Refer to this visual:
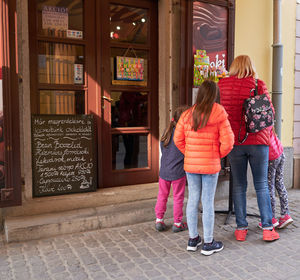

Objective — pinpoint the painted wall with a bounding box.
[235,0,296,146]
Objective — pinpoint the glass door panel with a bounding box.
[39,90,85,114]
[112,133,148,170]
[37,0,84,39]
[38,42,84,85]
[111,91,148,128]
[110,5,148,44]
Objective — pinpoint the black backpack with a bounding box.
[238,79,274,144]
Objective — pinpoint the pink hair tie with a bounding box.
[171,118,174,122]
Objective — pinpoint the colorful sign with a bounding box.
[67,30,83,39]
[74,64,83,84]
[115,56,144,81]
[194,49,228,86]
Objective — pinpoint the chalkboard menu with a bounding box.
[31,115,97,197]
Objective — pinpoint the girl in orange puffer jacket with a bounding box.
[174,80,234,256]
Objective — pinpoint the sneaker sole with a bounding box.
[187,242,202,252]
[263,234,280,241]
[172,227,187,233]
[278,219,293,229]
[263,237,280,242]
[273,221,279,228]
[201,245,224,256]
[258,222,279,230]
[235,234,246,241]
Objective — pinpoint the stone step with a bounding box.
[4,198,183,243]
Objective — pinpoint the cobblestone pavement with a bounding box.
[1,189,300,280]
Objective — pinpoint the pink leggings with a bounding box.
[155,176,186,223]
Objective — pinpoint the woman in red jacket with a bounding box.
[174,80,234,256]
[218,55,280,242]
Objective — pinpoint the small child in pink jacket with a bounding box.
[261,128,293,229]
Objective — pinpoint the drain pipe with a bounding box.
[272,0,283,138]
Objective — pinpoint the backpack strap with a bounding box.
[250,79,258,97]
[238,106,248,144]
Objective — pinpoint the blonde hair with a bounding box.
[229,55,257,78]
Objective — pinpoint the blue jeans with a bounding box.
[228,145,273,229]
[186,172,219,243]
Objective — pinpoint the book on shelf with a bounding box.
[55,92,75,114]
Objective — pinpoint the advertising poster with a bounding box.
[193,2,228,68]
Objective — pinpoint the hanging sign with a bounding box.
[115,56,144,81]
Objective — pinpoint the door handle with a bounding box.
[102,96,113,102]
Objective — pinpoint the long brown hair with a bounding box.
[192,80,218,131]
[161,105,190,147]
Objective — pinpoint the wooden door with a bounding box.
[99,0,158,187]
[29,0,158,189]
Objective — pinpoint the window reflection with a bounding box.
[111,91,148,128]
[112,134,148,170]
[110,5,148,44]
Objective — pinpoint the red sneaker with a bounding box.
[258,217,279,229]
[278,214,293,229]
[263,228,280,241]
[234,229,248,241]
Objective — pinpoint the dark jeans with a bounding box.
[228,145,273,229]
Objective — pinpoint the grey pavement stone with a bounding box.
[1,189,300,279]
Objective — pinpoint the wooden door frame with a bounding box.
[100,0,159,187]
[0,0,21,207]
[180,0,235,105]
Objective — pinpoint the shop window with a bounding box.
[30,0,87,115]
[180,0,235,105]
[193,2,228,71]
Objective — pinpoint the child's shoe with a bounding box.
[234,229,248,241]
[172,222,188,233]
[186,235,202,251]
[155,221,166,232]
[258,217,279,229]
[278,214,293,229]
[201,240,224,256]
[263,228,280,241]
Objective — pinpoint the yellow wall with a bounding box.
[235,0,296,146]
